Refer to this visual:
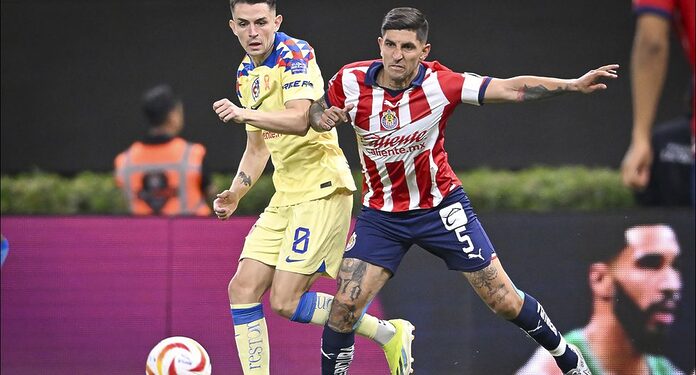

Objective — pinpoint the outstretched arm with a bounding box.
[213,98,313,136]
[483,64,619,104]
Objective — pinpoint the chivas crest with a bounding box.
[380,109,399,130]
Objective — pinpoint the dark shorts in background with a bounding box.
[344,187,496,275]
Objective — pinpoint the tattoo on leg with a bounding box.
[337,260,367,302]
[329,260,375,331]
[329,301,359,332]
[470,266,509,309]
[237,171,252,187]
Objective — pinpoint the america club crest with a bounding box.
[251,76,260,101]
[380,109,399,130]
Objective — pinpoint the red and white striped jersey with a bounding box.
[326,60,491,212]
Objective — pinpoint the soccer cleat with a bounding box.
[382,319,415,375]
[564,344,592,375]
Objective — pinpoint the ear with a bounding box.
[229,19,238,36]
[420,43,431,60]
[589,262,613,301]
[274,14,283,31]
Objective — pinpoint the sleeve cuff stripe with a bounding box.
[478,77,493,106]
[634,6,672,19]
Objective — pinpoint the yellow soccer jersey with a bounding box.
[236,32,355,207]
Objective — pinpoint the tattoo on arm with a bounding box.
[309,96,329,130]
[237,171,252,187]
[519,84,570,101]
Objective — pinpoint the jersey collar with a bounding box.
[364,61,427,88]
[245,32,287,69]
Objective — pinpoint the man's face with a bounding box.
[378,29,430,86]
[610,225,681,352]
[229,3,281,62]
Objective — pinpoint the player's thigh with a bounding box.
[276,191,353,278]
[229,258,276,302]
[343,207,412,276]
[416,189,496,272]
[240,205,288,268]
[268,269,322,308]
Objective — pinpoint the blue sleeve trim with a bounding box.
[290,291,317,323]
[231,303,264,325]
[634,6,672,19]
[478,77,493,105]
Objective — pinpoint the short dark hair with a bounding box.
[229,0,276,14]
[141,84,180,127]
[595,223,677,264]
[381,7,429,43]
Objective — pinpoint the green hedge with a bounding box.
[0,167,634,215]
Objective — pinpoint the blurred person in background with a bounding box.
[516,224,686,375]
[634,118,693,206]
[621,0,694,205]
[114,84,213,216]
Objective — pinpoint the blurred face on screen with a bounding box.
[378,29,430,89]
[610,225,681,353]
[229,2,282,66]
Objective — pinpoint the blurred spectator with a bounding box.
[516,224,686,375]
[621,0,694,204]
[114,85,213,216]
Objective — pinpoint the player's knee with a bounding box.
[268,291,299,319]
[227,276,260,304]
[489,294,523,320]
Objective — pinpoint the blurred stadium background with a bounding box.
[1,0,693,374]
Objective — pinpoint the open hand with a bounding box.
[574,64,619,93]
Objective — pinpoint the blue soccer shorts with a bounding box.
[344,187,497,275]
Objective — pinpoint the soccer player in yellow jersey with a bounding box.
[211,1,414,374]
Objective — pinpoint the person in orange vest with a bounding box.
[114,84,213,216]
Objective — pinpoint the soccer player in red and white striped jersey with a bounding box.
[311,7,618,375]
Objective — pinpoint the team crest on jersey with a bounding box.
[345,232,357,252]
[289,59,308,74]
[380,109,399,130]
[251,77,260,101]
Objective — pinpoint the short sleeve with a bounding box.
[633,0,674,18]
[461,72,492,106]
[280,49,324,103]
[326,70,346,108]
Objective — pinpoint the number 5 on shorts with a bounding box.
[292,227,310,254]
